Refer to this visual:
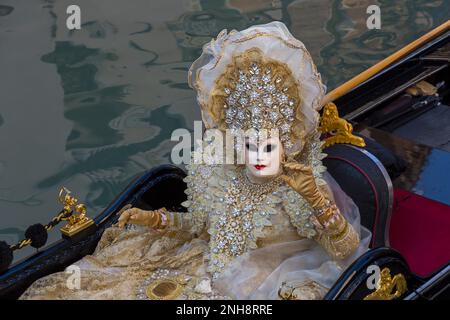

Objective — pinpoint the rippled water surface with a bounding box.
[0,0,448,261]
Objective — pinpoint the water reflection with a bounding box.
[0,5,14,17]
[359,126,450,206]
[0,0,448,261]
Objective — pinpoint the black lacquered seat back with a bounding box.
[323,144,393,248]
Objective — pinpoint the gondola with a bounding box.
[1,20,449,300]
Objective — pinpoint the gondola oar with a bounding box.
[322,20,450,105]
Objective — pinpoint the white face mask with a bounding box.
[244,136,283,181]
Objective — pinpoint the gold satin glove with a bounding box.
[117,207,167,229]
[281,162,327,209]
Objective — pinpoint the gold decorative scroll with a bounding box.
[364,267,408,300]
[319,102,366,148]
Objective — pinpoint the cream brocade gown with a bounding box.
[20,155,370,300]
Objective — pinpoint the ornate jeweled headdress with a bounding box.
[213,48,302,151]
[188,21,327,155]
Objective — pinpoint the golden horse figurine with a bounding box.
[319,102,366,148]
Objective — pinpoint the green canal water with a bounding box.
[0,0,448,262]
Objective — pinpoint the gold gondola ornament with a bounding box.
[58,187,95,237]
[364,267,408,300]
[319,102,366,149]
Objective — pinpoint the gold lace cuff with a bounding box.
[315,208,360,260]
[319,222,360,260]
[165,211,182,230]
[165,211,201,234]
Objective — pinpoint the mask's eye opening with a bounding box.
[264,144,277,153]
[245,142,257,152]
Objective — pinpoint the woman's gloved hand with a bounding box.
[117,207,167,229]
[281,162,327,210]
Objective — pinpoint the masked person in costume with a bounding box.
[21,22,370,300]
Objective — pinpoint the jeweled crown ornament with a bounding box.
[189,21,326,155]
[219,48,300,151]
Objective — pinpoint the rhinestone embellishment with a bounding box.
[209,169,282,278]
[222,62,297,151]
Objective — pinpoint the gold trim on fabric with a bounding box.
[145,278,184,300]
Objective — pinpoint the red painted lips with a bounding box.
[254,165,266,170]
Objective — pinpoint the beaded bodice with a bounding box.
[182,164,320,280]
